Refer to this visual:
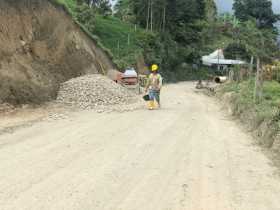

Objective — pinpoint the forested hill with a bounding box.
[215,0,280,14]
[57,0,280,81]
[215,0,280,32]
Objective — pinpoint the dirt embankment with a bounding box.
[216,89,280,153]
[0,0,114,104]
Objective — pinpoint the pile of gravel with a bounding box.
[56,74,143,112]
[0,103,15,113]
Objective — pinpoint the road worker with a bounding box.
[145,64,163,110]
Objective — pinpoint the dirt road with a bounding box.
[0,83,280,210]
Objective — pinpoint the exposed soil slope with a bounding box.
[0,0,114,104]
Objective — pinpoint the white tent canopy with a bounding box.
[202,49,246,66]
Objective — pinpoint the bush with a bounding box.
[75,4,96,33]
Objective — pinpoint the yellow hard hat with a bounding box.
[151,64,159,71]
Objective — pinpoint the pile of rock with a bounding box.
[0,103,15,114]
[57,74,143,112]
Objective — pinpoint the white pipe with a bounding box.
[214,76,228,84]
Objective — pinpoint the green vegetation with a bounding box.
[222,80,280,108]
[233,0,280,29]
[54,0,153,70]
[114,0,219,80]
[53,0,217,80]
[94,15,152,69]
[53,0,279,81]
[219,80,280,145]
[114,0,279,80]
[55,0,76,13]
[200,15,279,63]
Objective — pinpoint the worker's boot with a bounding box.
[148,101,155,110]
[154,100,160,109]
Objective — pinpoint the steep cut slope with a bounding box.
[0,0,114,104]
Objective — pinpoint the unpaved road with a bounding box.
[1,83,280,210]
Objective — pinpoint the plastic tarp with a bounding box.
[202,49,246,66]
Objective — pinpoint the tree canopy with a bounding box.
[61,0,280,80]
[233,0,280,28]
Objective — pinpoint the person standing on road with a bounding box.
[145,64,163,110]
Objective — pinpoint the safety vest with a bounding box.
[148,73,162,90]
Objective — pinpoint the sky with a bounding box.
[215,0,280,14]
[110,0,117,7]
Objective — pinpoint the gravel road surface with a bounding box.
[0,83,280,210]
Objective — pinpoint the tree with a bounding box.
[77,0,112,16]
[116,0,212,80]
[77,0,99,7]
[233,0,280,28]
[205,0,217,22]
[239,20,278,61]
[114,0,136,22]
[218,16,278,62]
[130,0,168,32]
[98,0,112,16]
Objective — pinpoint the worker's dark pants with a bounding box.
[149,90,160,105]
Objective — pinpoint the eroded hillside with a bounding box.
[0,0,114,104]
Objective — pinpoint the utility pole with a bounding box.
[217,49,220,72]
[254,58,263,103]
[117,40,120,58]
[249,56,254,77]
[127,34,130,46]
